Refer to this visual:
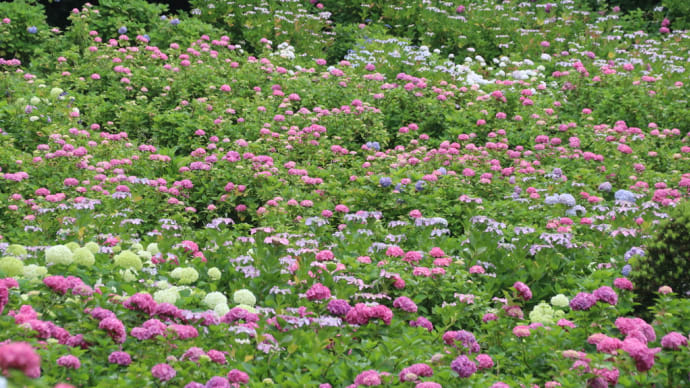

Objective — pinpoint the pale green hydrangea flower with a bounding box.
[146,243,160,255]
[84,242,100,254]
[171,267,199,284]
[550,294,570,308]
[529,302,557,325]
[157,280,172,289]
[45,245,74,265]
[65,242,80,252]
[207,267,221,281]
[6,244,27,257]
[130,243,144,252]
[214,303,230,316]
[233,289,256,306]
[73,247,95,266]
[49,87,64,98]
[0,256,24,276]
[120,269,137,282]
[154,287,180,304]
[23,264,48,281]
[137,250,153,261]
[113,250,142,270]
[236,303,257,314]
[204,291,227,309]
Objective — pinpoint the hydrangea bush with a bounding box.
[0,0,689,387]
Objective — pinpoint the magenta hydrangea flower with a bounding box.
[99,317,127,343]
[151,363,176,381]
[206,376,230,388]
[409,316,433,332]
[108,351,131,366]
[206,350,227,364]
[660,332,688,350]
[354,370,381,386]
[476,354,494,369]
[57,355,80,369]
[0,342,41,378]
[569,292,597,310]
[613,278,633,290]
[0,286,8,315]
[513,281,532,301]
[306,283,331,301]
[327,299,352,316]
[399,363,433,382]
[593,286,618,305]
[596,337,623,354]
[415,383,441,388]
[513,325,531,337]
[621,337,660,372]
[393,296,418,313]
[451,355,477,378]
[227,369,249,384]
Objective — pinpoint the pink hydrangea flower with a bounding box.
[151,363,176,381]
[306,283,331,301]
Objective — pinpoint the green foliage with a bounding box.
[662,0,690,29]
[631,201,690,309]
[0,0,51,63]
[80,0,167,38]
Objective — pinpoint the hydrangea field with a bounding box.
[1,0,690,386]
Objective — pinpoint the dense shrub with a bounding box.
[631,201,690,309]
[0,0,51,63]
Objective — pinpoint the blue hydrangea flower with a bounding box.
[379,177,392,187]
[544,195,559,205]
[438,167,447,175]
[558,194,576,207]
[118,26,127,34]
[615,189,636,202]
[415,180,425,192]
[565,205,587,216]
[160,15,168,20]
[621,264,631,277]
[624,246,645,261]
[365,141,380,151]
[598,182,612,192]
[170,18,180,26]
[143,34,150,41]
[27,26,38,34]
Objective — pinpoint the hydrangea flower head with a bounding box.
[233,289,256,306]
[73,247,95,266]
[146,243,160,255]
[170,267,199,284]
[65,242,80,252]
[615,189,636,202]
[569,292,597,310]
[6,244,27,257]
[23,264,48,281]
[113,250,142,270]
[208,267,221,281]
[451,355,477,378]
[550,294,569,307]
[204,292,228,309]
[153,287,180,304]
[45,245,74,266]
[0,256,23,276]
[84,242,100,254]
